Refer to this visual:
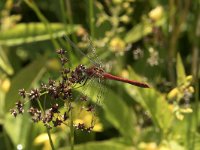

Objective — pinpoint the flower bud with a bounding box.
[1,78,10,92]
[109,37,126,53]
[149,6,163,21]
[167,88,178,100]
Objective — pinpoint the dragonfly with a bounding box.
[63,35,149,88]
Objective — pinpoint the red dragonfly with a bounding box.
[64,35,149,88]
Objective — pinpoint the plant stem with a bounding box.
[168,1,190,84]
[89,0,95,38]
[191,2,200,149]
[37,99,44,113]
[46,128,55,150]
[37,99,55,150]
[59,0,73,67]
[60,0,67,27]
[167,0,176,83]
[70,109,74,150]
[66,0,77,43]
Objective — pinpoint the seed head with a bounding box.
[76,123,85,130]
[56,49,66,55]
[10,109,17,117]
[29,89,40,101]
[62,112,68,121]
[53,118,62,127]
[18,89,26,98]
[50,104,60,113]
[15,101,24,114]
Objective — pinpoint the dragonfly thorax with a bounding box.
[85,66,105,79]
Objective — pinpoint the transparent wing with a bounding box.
[63,35,99,67]
[84,36,103,68]
[89,76,107,127]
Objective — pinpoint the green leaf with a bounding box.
[0,23,79,46]
[5,56,47,111]
[176,53,186,86]
[124,21,152,44]
[0,47,14,75]
[4,112,32,148]
[0,129,7,150]
[102,87,136,140]
[0,91,6,123]
[59,138,135,150]
[168,141,185,150]
[125,67,173,133]
[124,18,165,44]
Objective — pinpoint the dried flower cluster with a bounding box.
[10,49,96,131]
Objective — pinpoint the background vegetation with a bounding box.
[0,0,199,150]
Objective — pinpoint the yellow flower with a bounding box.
[120,15,130,24]
[175,111,184,120]
[121,70,129,78]
[149,6,163,21]
[112,0,123,4]
[34,133,50,144]
[34,133,56,150]
[1,78,11,92]
[76,26,87,37]
[109,37,126,53]
[180,108,193,113]
[74,110,103,132]
[188,86,194,93]
[138,142,157,150]
[158,145,171,150]
[167,88,179,100]
[186,75,193,82]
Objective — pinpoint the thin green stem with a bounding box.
[37,99,44,113]
[168,1,191,83]
[59,0,73,67]
[66,0,77,43]
[70,109,74,150]
[37,99,55,150]
[193,1,200,131]
[89,0,95,38]
[60,0,70,34]
[46,128,55,150]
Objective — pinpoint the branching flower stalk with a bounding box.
[10,49,97,149]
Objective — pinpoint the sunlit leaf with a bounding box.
[124,18,164,44]
[0,91,6,123]
[101,86,136,140]
[125,22,152,44]
[0,47,14,75]
[0,23,79,46]
[4,111,32,149]
[124,18,165,43]
[0,134,7,150]
[168,140,185,150]
[125,66,173,133]
[59,138,135,150]
[176,53,186,86]
[5,56,47,111]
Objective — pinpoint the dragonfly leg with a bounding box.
[73,77,89,89]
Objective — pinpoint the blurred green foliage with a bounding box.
[0,0,199,150]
